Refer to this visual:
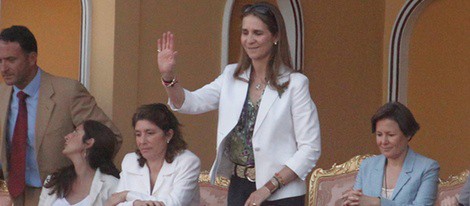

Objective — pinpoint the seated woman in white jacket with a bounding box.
[39,120,120,206]
[106,103,201,206]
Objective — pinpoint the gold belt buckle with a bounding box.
[244,166,256,182]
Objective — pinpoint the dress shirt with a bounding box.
[6,68,42,187]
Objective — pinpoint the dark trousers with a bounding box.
[227,175,305,206]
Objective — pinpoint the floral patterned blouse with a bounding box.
[225,91,262,166]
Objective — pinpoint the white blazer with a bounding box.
[38,168,119,206]
[170,64,321,200]
[116,150,200,206]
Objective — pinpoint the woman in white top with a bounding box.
[39,120,120,206]
[156,2,321,205]
[106,103,200,206]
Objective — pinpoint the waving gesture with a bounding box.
[157,31,178,79]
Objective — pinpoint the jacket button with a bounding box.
[254,147,260,151]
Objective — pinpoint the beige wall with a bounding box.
[0,0,81,80]
[302,0,385,169]
[5,0,465,178]
[90,0,116,119]
[112,0,141,165]
[135,0,226,170]
[406,0,470,177]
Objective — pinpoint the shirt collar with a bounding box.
[13,67,41,96]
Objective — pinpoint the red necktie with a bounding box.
[8,91,28,198]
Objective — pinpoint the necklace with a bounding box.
[383,165,388,199]
[255,83,262,90]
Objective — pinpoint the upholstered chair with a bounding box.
[199,170,230,206]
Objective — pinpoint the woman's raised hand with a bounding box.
[157,31,178,79]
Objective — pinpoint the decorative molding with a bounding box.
[439,169,469,188]
[80,0,92,89]
[198,170,230,188]
[277,0,303,71]
[308,154,375,205]
[388,0,434,102]
[221,0,304,72]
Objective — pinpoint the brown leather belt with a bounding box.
[234,164,256,182]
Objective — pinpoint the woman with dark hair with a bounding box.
[38,120,120,206]
[342,102,440,206]
[157,2,320,205]
[106,103,200,206]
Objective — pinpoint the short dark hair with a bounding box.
[371,102,420,140]
[0,25,38,53]
[132,103,187,166]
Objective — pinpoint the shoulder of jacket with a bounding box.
[100,173,119,185]
[361,155,382,167]
[174,150,201,167]
[412,151,439,168]
[122,152,139,165]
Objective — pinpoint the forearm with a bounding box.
[262,166,298,195]
[275,166,298,186]
[161,72,185,109]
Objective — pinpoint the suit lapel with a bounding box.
[253,86,277,136]
[371,156,386,197]
[152,160,175,195]
[392,148,414,200]
[0,86,12,175]
[253,66,291,137]
[220,68,250,137]
[35,73,55,153]
[89,169,104,204]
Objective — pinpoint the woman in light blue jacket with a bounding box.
[342,102,439,206]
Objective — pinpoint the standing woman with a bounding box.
[39,120,120,206]
[157,2,321,205]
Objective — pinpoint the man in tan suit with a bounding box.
[0,26,122,205]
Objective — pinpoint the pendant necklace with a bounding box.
[383,164,389,199]
[255,83,262,90]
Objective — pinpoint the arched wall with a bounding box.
[388,0,433,102]
[389,0,470,177]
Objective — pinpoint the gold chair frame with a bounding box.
[0,180,7,192]
[308,154,374,206]
[439,169,469,187]
[198,170,230,188]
